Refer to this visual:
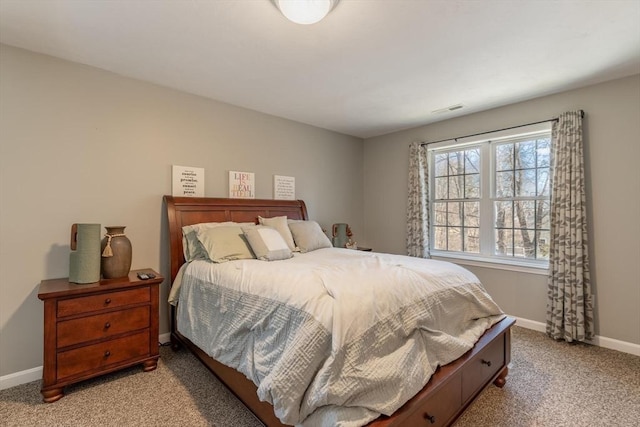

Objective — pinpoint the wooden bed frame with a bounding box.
[164,195,515,427]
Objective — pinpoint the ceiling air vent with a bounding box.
[432,104,464,114]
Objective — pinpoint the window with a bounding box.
[432,148,481,253]
[428,124,552,268]
[493,137,551,259]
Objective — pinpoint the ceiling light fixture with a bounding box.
[274,0,340,25]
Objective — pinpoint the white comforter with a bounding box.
[175,248,504,427]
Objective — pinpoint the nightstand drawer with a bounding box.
[57,306,150,348]
[57,287,150,318]
[57,331,150,381]
[461,332,505,402]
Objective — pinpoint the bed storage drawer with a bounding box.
[403,374,461,427]
[461,332,505,403]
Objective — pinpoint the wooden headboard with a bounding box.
[164,196,308,282]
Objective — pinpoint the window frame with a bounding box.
[427,123,552,272]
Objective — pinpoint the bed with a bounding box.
[164,195,515,427]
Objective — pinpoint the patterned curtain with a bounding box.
[406,141,430,258]
[546,111,593,342]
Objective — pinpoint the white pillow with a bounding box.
[243,226,293,261]
[195,225,256,263]
[258,216,297,251]
[288,221,332,253]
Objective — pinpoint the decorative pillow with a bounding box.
[288,221,332,253]
[195,225,255,263]
[243,226,293,261]
[259,216,297,251]
[182,222,253,261]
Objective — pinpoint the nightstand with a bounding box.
[38,269,162,403]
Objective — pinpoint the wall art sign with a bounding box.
[274,175,295,200]
[229,171,255,199]
[172,165,204,197]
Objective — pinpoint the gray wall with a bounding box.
[2,42,638,380]
[363,74,640,346]
[0,45,364,376]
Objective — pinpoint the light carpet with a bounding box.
[1,327,638,426]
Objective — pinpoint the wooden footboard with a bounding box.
[164,195,515,427]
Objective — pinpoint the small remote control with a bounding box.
[137,272,149,280]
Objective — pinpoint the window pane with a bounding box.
[465,174,480,198]
[447,202,462,226]
[514,200,535,229]
[537,138,551,167]
[448,227,462,251]
[514,229,535,258]
[434,202,447,226]
[435,153,448,177]
[464,228,480,253]
[495,229,513,256]
[496,171,514,197]
[495,144,514,171]
[448,176,464,199]
[537,168,550,196]
[434,226,447,250]
[465,148,480,173]
[464,202,480,227]
[516,141,536,169]
[495,201,513,228]
[515,169,536,197]
[537,230,550,260]
[435,177,448,199]
[448,151,464,175]
[536,200,550,230]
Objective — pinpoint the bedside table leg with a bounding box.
[42,388,64,403]
[142,359,158,372]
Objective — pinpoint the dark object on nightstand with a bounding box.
[37,269,162,402]
[357,247,372,251]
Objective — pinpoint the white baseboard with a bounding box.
[511,316,547,332]
[587,334,640,356]
[1,333,173,391]
[3,320,639,391]
[511,316,640,356]
[0,366,42,391]
[159,332,171,344]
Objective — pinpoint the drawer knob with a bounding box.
[104,322,111,329]
[481,359,492,367]
[104,350,111,358]
[104,298,112,305]
[424,413,436,424]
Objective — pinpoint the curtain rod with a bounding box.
[420,109,584,147]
